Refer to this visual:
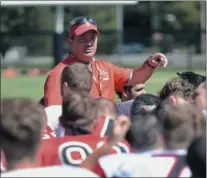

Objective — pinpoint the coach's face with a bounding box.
[71,30,98,63]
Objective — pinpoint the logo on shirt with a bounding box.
[99,69,109,81]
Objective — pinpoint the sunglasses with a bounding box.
[69,17,97,29]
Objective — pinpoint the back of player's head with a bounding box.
[186,135,206,178]
[126,113,162,151]
[158,104,206,150]
[61,63,93,96]
[130,94,161,117]
[159,77,194,102]
[0,98,46,170]
[95,97,117,119]
[59,90,98,135]
[176,71,206,88]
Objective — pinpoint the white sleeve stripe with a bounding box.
[100,117,110,137]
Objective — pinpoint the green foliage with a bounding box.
[0,2,202,55]
[64,6,117,30]
[158,1,200,31]
[1,7,39,33]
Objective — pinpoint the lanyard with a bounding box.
[92,60,102,96]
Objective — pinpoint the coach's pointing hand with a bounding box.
[147,53,168,68]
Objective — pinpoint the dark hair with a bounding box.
[130,94,161,117]
[61,63,93,94]
[126,113,162,151]
[176,71,206,88]
[39,97,45,106]
[116,92,123,100]
[0,98,46,170]
[159,77,195,101]
[59,91,98,135]
[186,135,206,178]
[116,86,133,100]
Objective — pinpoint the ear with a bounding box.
[169,95,177,104]
[68,38,73,44]
[63,82,68,89]
[62,82,69,97]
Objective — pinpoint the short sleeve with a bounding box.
[44,105,62,130]
[107,62,133,92]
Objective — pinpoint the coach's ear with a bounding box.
[63,82,68,89]
[68,38,73,44]
[169,95,177,104]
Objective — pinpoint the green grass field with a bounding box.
[1,69,205,101]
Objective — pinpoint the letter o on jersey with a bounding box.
[58,141,93,166]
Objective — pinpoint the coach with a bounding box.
[44,17,168,107]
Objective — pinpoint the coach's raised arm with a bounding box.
[44,16,168,107]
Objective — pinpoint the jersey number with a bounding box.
[153,154,191,177]
[58,141,130,166]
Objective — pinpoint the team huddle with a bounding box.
[1,65,206,177]
[1,16,206,177]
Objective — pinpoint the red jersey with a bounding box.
[37,135,132,167]
[56,116,114,138]
[42,126,56,140]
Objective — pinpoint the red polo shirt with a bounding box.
[44,55,132,106]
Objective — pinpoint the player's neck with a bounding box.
[7,157,39,171]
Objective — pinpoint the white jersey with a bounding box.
[44,105,62,130]
[98,150,191,177]
[1,165,99,177]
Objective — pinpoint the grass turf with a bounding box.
[1,69,205,101]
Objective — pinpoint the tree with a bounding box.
[0,6,55,56]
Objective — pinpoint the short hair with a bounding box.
[116,86,130,101]
[95,97,117,119]
[0,98,46,170]
[176,71,206,88]
[126,113,162,151]
[159,77,195,100]
[59,91,98,135]
[39,97,45,106]
[61,63,93,93]
[186,135,206,178]
[158,104,206,150]
[130,94,161,117]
